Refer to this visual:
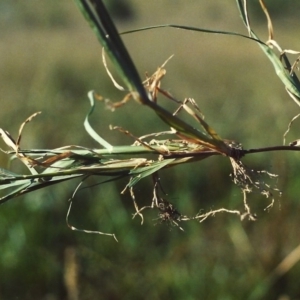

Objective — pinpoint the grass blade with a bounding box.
[73,0,149,103]
[84,91,113,151]
[128,158,175,187]
[121,24,264,45]
[236,0,300,104]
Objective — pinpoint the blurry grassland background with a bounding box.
[1,1,300,299]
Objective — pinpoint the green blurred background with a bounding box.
[1,1,300,299]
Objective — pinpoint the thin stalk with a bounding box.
[242,145,300,155]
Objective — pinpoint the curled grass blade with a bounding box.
[84,91,113,151]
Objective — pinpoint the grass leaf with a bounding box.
[128,158,175,187]
[236,0,300,105]
[84,91,113,151]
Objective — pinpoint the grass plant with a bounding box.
[1,0,300,240]
[2,1,300,299]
